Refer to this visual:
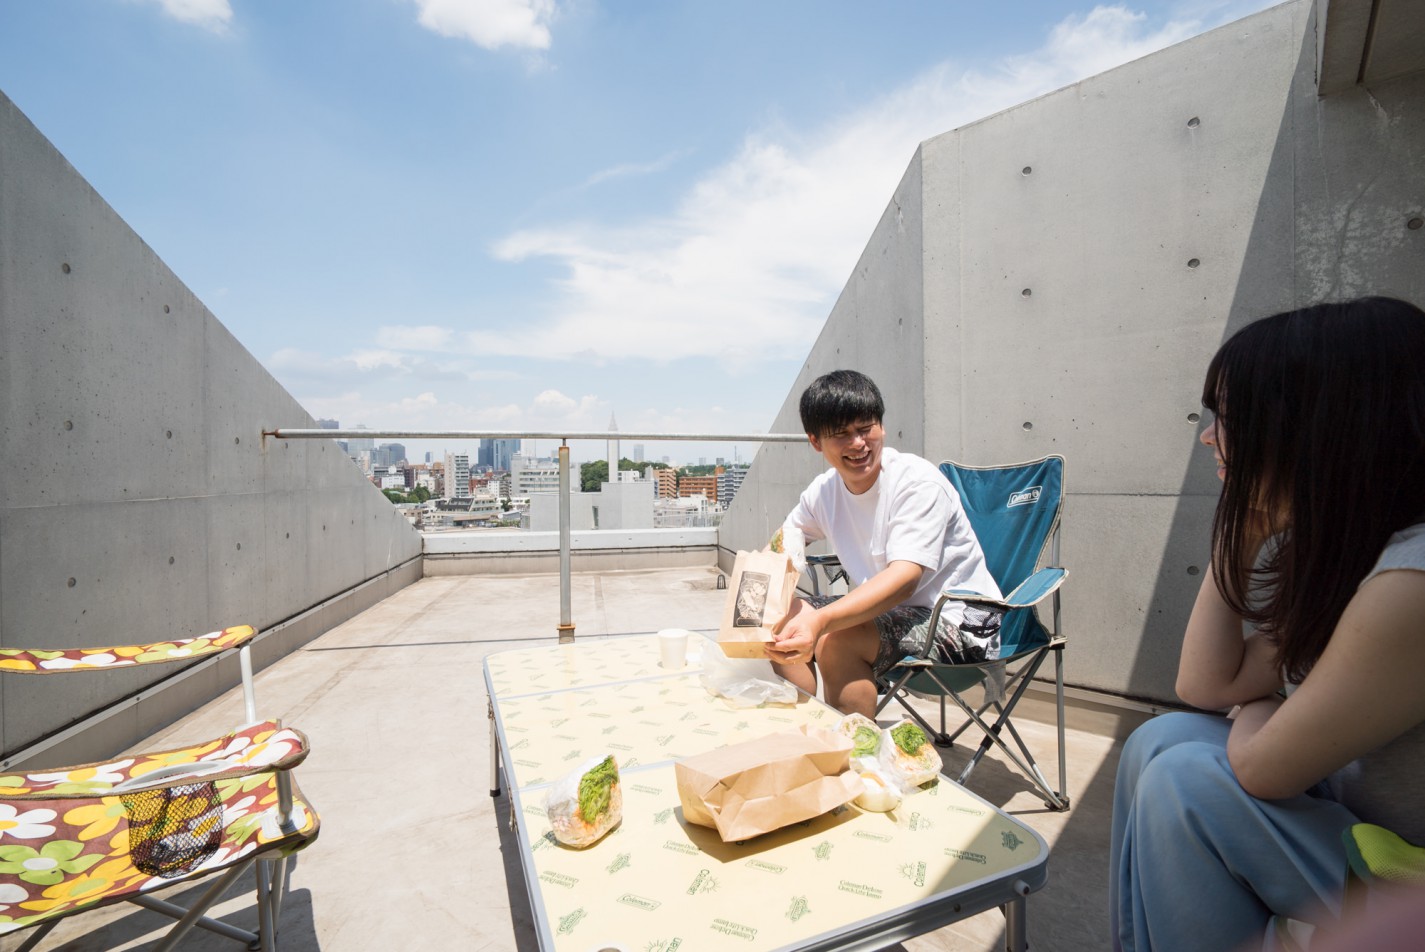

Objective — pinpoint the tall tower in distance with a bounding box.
[491,438,520,472]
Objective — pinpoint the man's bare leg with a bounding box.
[816,621,882,718]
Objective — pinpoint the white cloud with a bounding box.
[583,150,690,188]
[375,324,454,351]
[267,346,515,385]
[143,0,232,31]
[408,0,555,51]
[293,386,601,439]
[476,4,1247,366]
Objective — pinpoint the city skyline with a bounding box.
[0,0,1275,465]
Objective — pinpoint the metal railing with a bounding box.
[264,427,807,642]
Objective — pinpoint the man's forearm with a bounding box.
[812,561,922,636]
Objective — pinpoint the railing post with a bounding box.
[557,442,575,643]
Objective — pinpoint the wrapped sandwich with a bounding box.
[835,713,904,811]
[834,712,883,771]
[545,754,622,848]
[877,720,941,791]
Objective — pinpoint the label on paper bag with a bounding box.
[717,548,799,658]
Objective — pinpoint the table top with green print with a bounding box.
[485,633,1048,952]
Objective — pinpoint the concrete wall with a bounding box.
[721,0,1425,705]
[0,91,424,765]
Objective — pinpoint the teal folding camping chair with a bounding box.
[873,455,1070,810]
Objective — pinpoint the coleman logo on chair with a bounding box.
[1007,486,1041,508]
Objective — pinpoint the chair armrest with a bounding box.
[1,722,310,800]
[942,567,1068,611]
[0,625,256,674]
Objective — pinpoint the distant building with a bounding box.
[654,495,715,528]
[371,442,406,468]
[633,444,644,463]
[490,438,520,472]
[511,454,559,495]
[317,418,340,430]
[444,453,471,500]
[414,469,440,495]
[347,425,374,467]
[717,465,749,506]
[654,467,677,499]
[680,474,717,503]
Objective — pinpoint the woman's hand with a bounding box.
[1176,567,1283,710]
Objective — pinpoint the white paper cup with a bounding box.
[657,629,690,670]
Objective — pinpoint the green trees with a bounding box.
[578,458,669,492]
[381,485,432,505]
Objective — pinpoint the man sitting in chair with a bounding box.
[769,369,1003,718]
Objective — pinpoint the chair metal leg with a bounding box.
[131,890,261,946]
[267,853,290,928]
[151,860,254,952]
[875,669,953,746]
[1055,645,1069,807]
[936,661,1069,810]
[256,857,279,952]
[878,648,1070,809]
[12,920,58,952]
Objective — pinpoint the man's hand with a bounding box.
[767,600,822,665]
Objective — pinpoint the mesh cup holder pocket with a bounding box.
[121,781,224,878]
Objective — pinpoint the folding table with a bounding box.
[485,633,1048,951]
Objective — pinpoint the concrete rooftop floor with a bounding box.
[8,565,1145,952]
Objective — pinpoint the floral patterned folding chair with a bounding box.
[0,626,320,951]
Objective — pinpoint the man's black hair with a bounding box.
[799,370,884,438]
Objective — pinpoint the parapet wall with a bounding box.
[0,92,424,765]
[722,0,1425,705]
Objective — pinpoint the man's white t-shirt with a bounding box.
[784,447,1001,627]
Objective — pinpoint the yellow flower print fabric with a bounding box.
[0,626,256,674]
[0,720,319,937]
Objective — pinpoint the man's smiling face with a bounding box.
[808,419,884,495]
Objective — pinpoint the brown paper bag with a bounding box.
[675,726,861,842]
[717,548,800,658]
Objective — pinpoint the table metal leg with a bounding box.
[488,697,502,797]
[1003,880,1030,951]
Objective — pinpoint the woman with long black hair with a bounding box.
[1110,296,1425,951]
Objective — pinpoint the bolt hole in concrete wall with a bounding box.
[1022,288,1032,297]
[1187,412,1200,423]
[1410,217,1424,230]
[1187,258,1201,268]
[61,262,70,273]
[1022,166,1033,175]
[1187,116,1201,128]
[1022,422,1034,430]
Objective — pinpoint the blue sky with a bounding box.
[0,0,1275,465]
